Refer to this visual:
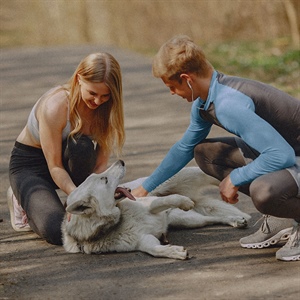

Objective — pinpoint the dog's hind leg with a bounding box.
[193,199,250,228]
[149,195,194,214]
[138,234,188,260]
[168,209,236,228]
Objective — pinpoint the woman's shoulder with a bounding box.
[38,86,69,122]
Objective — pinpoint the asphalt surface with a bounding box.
[0,45,299,300]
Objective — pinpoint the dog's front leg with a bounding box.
[63,233,81,253]
[149,194,194,214]
[138,234,188,260]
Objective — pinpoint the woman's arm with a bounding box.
[38,91,77,195]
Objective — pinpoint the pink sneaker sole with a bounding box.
[7,187,31,232]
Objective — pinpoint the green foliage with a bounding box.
[204,40,299,97]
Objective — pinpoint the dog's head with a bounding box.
[66,160,126,216]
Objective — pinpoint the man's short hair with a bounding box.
[152,35,212,83]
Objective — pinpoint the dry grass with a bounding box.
[0,0,298,97]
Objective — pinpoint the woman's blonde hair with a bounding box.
[152,35,213,83]
[66,52,125,156]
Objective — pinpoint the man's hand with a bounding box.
[132,185,149,197]
[219,174,239,204]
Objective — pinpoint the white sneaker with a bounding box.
[7,186,31,232]
[239,215,293,249]
[276,221,300,261]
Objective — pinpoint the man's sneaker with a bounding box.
[7,186,31,232]
[276,221,300,261]
[239,215,293,249]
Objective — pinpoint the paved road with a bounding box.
[0,45,299,300]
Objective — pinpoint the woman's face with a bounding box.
[79,79,111,110]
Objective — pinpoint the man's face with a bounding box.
[162,77,194,102]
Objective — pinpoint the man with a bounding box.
[132,35,300,261]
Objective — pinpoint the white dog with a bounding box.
[62,160,250,260]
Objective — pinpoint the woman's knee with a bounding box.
[63,135,98,185]
[65,135,97,161]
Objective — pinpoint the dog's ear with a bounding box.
[66,198,94,215]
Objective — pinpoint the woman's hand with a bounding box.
[131,185,149,197]
[219,174,239,204]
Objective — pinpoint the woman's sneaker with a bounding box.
[239,215,293,249]
[7,186,31,232]
[276,221,300,261]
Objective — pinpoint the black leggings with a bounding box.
[9,135,98,245]
[194,137,300,222]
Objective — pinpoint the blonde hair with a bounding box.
[66,52,125,156]
[152,35,213,83]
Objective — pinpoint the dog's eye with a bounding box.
[101,177,108,184]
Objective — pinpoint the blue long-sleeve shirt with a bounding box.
[143,70,300,192]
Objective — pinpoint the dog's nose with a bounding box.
[120,160,125,166]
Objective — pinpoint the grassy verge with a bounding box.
[140,38,299,98]
[203,39,299,98]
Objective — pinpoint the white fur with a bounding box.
[62,161,250,260]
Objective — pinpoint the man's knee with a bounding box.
[250,178,274,214]
[194,142,212,168]
[194,141,211,156]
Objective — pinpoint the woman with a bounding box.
[8,52,125,245]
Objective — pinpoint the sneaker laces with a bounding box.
[252,215,271,234]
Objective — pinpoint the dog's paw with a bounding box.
[167,245,188,260]
[229,216,248,228]
[63,242,81,253]
[178,196,195,211]
[62,234,82,253]
[82,244,92,254]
